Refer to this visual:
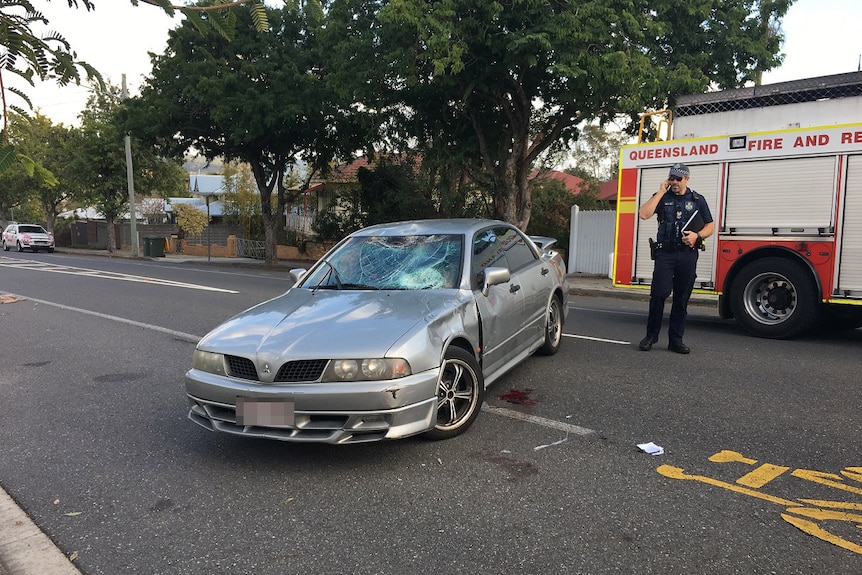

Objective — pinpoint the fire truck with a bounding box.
[613,72,862,338]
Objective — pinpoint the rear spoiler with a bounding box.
[529,236,558,252]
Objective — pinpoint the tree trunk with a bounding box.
[105,216,116,254]
[492,157,532,231]
[46,211,57,234]
[262,212,279,267]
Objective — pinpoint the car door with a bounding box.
[501,230,553,351]
[470,226,526,379]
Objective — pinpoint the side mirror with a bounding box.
[481,266,510,296]
[289,268,307,285]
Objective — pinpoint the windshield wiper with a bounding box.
[341,283,380,290]
[313,260,344,292]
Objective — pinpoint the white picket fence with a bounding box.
[568,207,616,277]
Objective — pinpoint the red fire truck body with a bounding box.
[613,74,862,338]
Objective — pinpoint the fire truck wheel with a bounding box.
[730,257,820,339]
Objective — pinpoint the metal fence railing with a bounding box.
[285,213,316,235]
[237,238,266,260]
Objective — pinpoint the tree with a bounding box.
[0,0,272,176]
[129,3,340,265]
[372,0,793,230]
[569,123,632,182]
[527,178,573,251]
[67,83,185,252]
[0,0,101,172]
[173,201,208,250]
[221,161,262,239]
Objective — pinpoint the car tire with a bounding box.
[2,241,7,251]
[48,248,54,253]
[16,241,23,252]
[421,346,484,441]
[730,257,820,339]
[537,294,563,355]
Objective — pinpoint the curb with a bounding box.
[0,485,82,575]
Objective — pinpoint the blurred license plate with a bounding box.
[236,398,294,427]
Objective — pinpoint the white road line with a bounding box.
[0,257,238,293]
[564,333,630,345]
[482,404,595,436]
[6,287,602,440]
[7,294,202,343]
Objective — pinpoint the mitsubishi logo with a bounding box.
[263,363,271,374]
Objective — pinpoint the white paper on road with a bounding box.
[637,442,665,456]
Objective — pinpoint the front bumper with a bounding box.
[184,368,440,444]
[22,240,53,249]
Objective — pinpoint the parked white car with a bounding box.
[2,223,55,253]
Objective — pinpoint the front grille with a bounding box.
[275,359,328,382]
[225,355,259,381]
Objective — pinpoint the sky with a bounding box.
[12,0,862,127]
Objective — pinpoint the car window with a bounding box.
[302,234,463,290]
[496,227,537,271]
[19,225,45,234]
[471,226,538,281]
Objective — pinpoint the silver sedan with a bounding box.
[185,219,569,444]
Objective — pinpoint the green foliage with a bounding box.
[0,0,102,95]
[129,1,339,264]
[527,179,573,249]
[570,123,633,182]
[0,112,81,231]
[221,161,265,239]
[139,0,270,37]
[173,202,209,237]
[0,142,16,172]
[311,157,493,241]
[311,194,364,241]
[365,0,794,229]
[356,160,435,225]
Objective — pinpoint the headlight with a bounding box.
[325,358,411,382]
[193,350,227,375]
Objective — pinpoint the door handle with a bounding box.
[510,284,521,293]
[541,268,550,275]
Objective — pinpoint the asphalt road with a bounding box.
[0,251,860,574]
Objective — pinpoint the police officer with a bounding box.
[637,163,714,353]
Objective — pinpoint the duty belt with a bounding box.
[660,243,691,252]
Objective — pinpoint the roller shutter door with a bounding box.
[725,156,835,233]
[837,155,862,294]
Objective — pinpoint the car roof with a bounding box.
[350,218,512,237]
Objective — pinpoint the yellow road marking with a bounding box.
[656,464,797,506]
[736,463,790,488]
[708,450,758,465]
[781,510,862,555]
[792,469,862,496]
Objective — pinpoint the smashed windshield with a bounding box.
[303,234,463,290]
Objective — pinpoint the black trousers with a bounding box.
[646,248,698,342]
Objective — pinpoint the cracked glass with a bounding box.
[304,234,463,290]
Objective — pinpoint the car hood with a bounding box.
[198,288,469,361]
[19,232,52,240]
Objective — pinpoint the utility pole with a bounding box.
[122,74,139,257]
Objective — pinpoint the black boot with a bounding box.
[638,336,658,351]
[668,340,690,354]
